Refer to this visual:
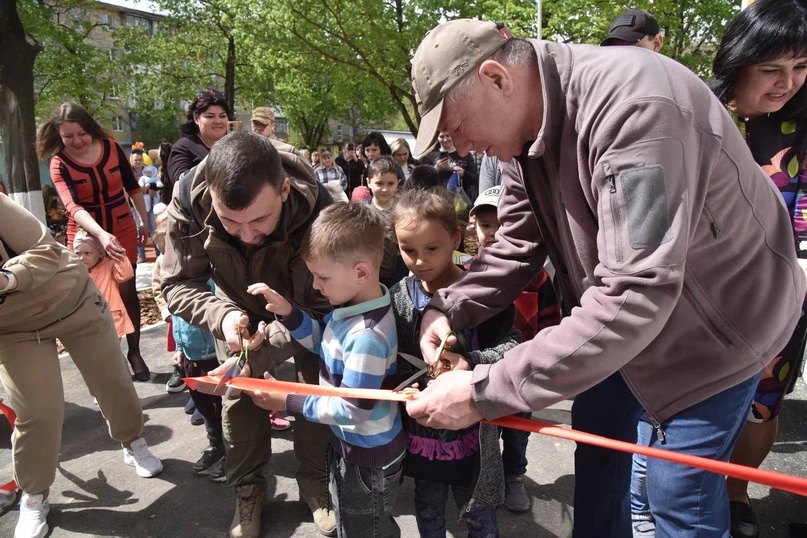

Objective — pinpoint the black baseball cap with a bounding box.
[601,9,660,46]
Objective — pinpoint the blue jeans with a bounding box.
[329,450,402,538]
[500,411,531,476]
[572,370,760,538]
[629,417,652,522]
[414,479,498,538]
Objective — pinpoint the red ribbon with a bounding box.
[0,401,17,492]
[187,375,807,497]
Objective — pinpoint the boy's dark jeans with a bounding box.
[183,356,223,448]
[500,411,532,476]
[329,449,402,538]
[414,479,499,538]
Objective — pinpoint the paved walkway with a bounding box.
[0,322,804,537]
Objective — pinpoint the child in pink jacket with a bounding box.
[73,232,135,338]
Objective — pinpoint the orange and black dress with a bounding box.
[50,138,141,264]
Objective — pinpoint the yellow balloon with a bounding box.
[142,153,153,166]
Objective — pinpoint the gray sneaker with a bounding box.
[209,454,227,483]
[504,475,530,512]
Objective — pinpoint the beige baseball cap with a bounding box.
[411,19,512,157]
[251,107,275,125]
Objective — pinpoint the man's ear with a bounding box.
[652,34,664,52]
[478,60,513,96]
[280,177,291,202]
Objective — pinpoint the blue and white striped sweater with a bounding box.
[283,285,406,467]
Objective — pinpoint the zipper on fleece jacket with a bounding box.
[702,206,721,238]
[606,174,624,263]
[619,371,668,444]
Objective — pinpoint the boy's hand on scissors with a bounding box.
[247,282,292,317]
[247,372,288,411]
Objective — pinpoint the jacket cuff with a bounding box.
[279,306,304,331]
[470,363,522,419]
[3,266,27,291]
[286,394,307,416]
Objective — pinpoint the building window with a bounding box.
[112,116,125,132]
[101,13,115,27]
[337,125,343,142]
[125,14,152,32]
[275,118,288,135]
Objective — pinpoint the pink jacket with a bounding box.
[88,257,134,337]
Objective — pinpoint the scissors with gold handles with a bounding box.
[394,331,455,391]
[214,329,250,396]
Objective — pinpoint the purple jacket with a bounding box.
[431,41,805,423]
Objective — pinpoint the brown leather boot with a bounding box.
[230,485,264,538]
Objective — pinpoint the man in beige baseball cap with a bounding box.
[250,106,275,138]
[411,20,512,157]
[408,18,803,538]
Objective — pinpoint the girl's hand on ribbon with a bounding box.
[247,372,289,411]
[247,282,292,317]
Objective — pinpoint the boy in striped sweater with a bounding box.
[246,203,405,538]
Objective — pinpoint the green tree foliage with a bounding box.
[542,0,741,76]
[20,0,119,119]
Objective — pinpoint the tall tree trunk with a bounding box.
[225,34,236,113]
[0,0,45,222]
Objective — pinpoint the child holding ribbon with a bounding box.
[389,187,521,537]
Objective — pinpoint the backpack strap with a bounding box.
[176,166,203,237]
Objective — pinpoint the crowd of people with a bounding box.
[1,1,807,538]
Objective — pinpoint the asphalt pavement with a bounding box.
[0,264,803,537]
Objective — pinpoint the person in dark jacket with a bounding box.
[335,143,366,199]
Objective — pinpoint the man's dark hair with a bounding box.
[710,0,807,117]
[205,131,286,209]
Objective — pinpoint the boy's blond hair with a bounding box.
[302,203,385,268]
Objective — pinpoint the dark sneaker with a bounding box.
[209,454,227,483]
[193,446,225,476]
[504,475,530,512]
[184,397,196,415]
[730,500,760,538]
[166,365,187,393]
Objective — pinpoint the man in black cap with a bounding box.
[601,8,664,52]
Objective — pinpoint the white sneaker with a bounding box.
[15,492,48,538]
[123,437,164,478]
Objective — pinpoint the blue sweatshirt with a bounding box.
[283,285,405,468]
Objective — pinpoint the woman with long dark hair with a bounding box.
[710,2,807,536]
[37,102,151,381]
